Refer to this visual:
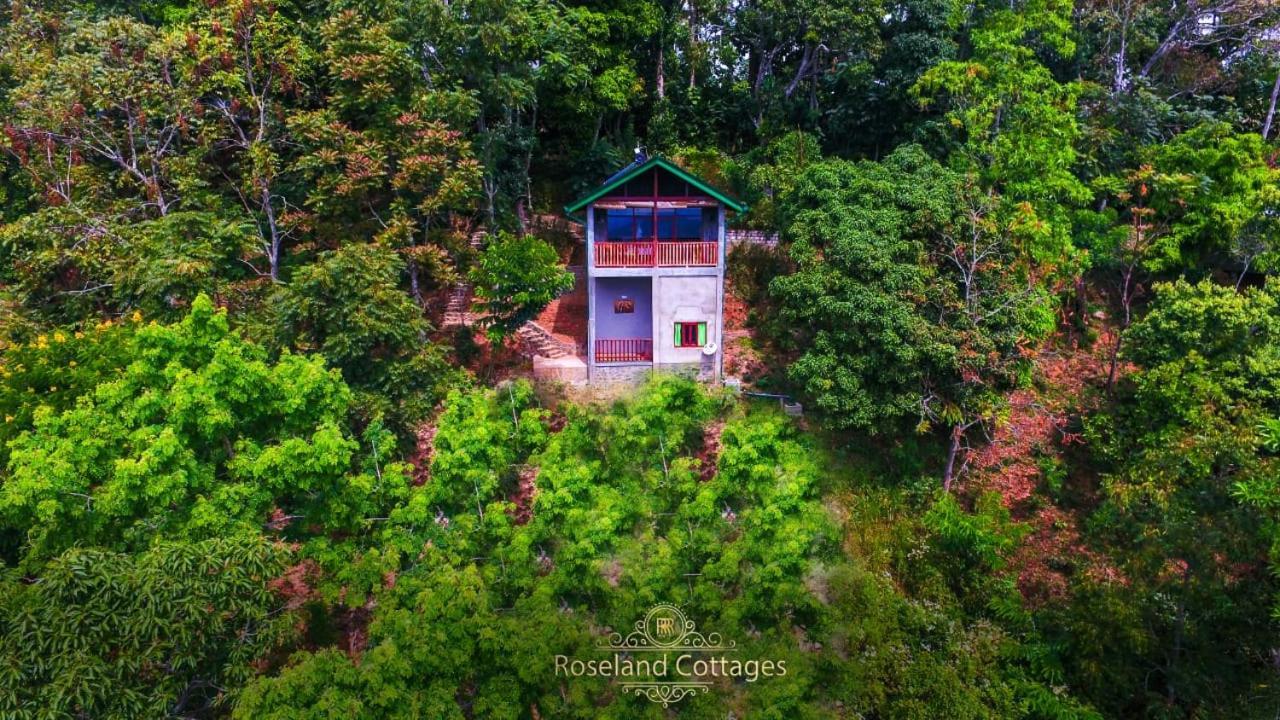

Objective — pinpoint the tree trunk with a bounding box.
[1113,28,1128,93]
[1262,66,1280,141]
[1138,16,1192,80]
[408,258,422,306]
[262,185,281,282]
[1106,264,1135,393]
[1106,328,1124,393]
[1236,254,1254,290]
[785,45,813,99]
[524,104,536,233]
[942,425,963,492]
[408,224,424,307]
[655,35,665,100]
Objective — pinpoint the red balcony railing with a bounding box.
[595,337,652,363]
[595,241,717,268]
[657,241,717,267]
[595,242,656,267]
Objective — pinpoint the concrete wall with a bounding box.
[593,277,652,339]
[653,275,719,366]
[533,355,588,382]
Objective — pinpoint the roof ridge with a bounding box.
[564,155,746,217]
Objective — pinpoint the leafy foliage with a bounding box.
[771,146,1052,486]
[0,536,295,719]
[0,296,408,567]
[469,233,574,342]
[1074,279,1280,714]
[236,379,1081,718]
[1,0,1279,716]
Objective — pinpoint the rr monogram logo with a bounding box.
[655,617,676,637]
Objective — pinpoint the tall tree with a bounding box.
[289,11,482,303]
[772,146,1052,486]
[915,0,1089,275]
[181,0,312,282]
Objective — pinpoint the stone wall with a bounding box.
[591,363,653,384]
[591,362,714,384]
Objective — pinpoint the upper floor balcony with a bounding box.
[594,240,718,268]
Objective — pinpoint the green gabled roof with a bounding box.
[563,156,746,217]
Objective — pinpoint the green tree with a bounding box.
[290,10,482,301]
[0,11,233,324]
[469,233,573,342]
[0,295,407,566]
[1145,122,1280,275]
[179,0,312,282]
[772,146,1051,486]
[1078,279,1280,714]
[915,0,1089,274]
[770,148,955,433]
[278,244,460,431]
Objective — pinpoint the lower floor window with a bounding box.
[674,321,707,348]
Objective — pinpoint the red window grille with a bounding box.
[674,322,707,348]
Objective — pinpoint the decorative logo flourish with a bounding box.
[620,682,709,708]
[598,603,737,653]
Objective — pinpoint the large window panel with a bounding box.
[675,208,701,239]
[604,207,709,241]
[633,212,653,240]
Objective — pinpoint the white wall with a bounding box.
[653,275,719,366]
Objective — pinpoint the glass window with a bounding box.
[605,209,652,241]
[606,211,631,240]
[674,322,707,348]
[606,207,708,241]
[676,208,701,239]
[632,212,652,240]
[657,212,675,239]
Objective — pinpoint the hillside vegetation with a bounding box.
[1,0,1279,717]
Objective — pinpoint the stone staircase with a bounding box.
[440,231,488,328]
[516,321,576,358]
[441,282,473,327]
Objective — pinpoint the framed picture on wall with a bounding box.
[614,298,635,314]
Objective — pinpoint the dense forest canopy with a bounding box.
[1,0,1279,717]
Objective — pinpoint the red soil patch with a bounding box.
[508,407,572,524]
[722,277,767,381]
[510,465,539,525]
[723,278,749,329]
[958,328,1130,605]
[695,420,726,482]
[409,417,439,486]
[331,600,376,661]
[533,268,587,353]
[465,333,535,384]
[269,559,321,612]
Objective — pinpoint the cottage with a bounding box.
[564,152,744,383]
